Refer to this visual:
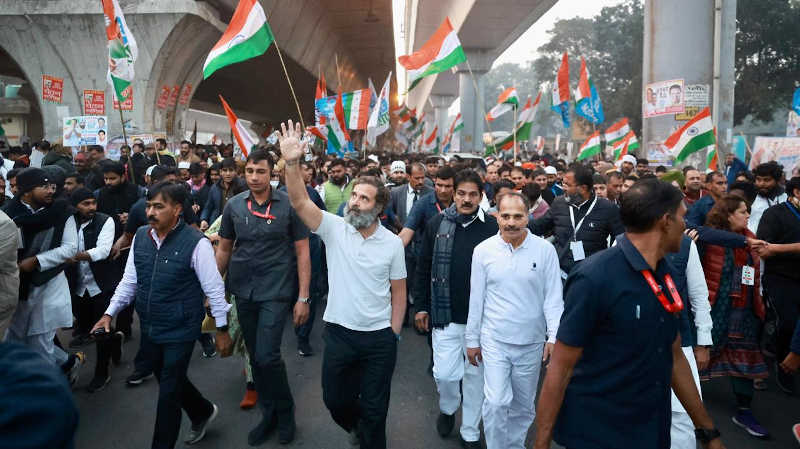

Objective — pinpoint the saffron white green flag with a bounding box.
[203,0,274,80]
[604,118,630,146]
[398,18,466,91]
[665,107,715,163]
[102,0,138,103]
[577,131,602,161]
[486,87,519,122]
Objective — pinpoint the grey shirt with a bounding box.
[219,189,310,301]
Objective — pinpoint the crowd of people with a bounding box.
[0,125,798,449]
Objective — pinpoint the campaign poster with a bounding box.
[643,79,685,118]
[42,75,64,103]
[83,90,105,115]
[167,85,179,107]
[113,85,133,111]
[179,84,193,105]
[675,84,709,121]
[787,111,800,137]
[156,86,170,109]
[750,137,800,178]
[63,116,108,148]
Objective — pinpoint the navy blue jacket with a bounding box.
[685,195,715,227]
[133,221,206,343]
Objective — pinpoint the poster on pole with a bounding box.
[156,86,170,109]
[113,86,133,111]
[83,90,105,115]
[42,75,64,103]
[63,116,108,148]
[179,84,193,105]
[167,85,180,107]
[750,137,800,177]
[787,111,800,137]
[643,79,685,118]
[675,84,709,121]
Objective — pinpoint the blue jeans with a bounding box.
[139,334,213,449]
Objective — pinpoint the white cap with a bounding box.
[178,161,191,169]
[368,154,379,164]
[390,161,406,173]
[544,166,557,175]
[146,165,157,176]
[622,154,637,165]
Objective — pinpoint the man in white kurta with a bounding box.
[466,193,563,449]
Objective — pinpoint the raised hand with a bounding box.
[278,120,306,162]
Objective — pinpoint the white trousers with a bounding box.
[6,328,68,366]
[432,323,484,442]
[670,346,702,449]
[481,335,543,449]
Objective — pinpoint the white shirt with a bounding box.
[75,215,115,297]
[686,240,713,346]
[466,230,564,348]
[406,185,419,216]
[748,192,787,233]
[313,211,406,331]
[105,228,231,326]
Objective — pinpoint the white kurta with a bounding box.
[9,215,77,337]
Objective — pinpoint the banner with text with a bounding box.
[83,90,106,115]
[42,75,64,103]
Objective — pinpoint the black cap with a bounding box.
[16,168,50,194]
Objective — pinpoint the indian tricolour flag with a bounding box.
[342,89,371,129]
[577,131,602,161]
[326,91,350,152]
[665,107,715,163]
[220,95,258,157]
[442,113,463,153]
[102,0,138,103]
[604,118,630,146]
[612,131,639,160]
[492,92,541,150]
[423,126,438,153]
[486,87,519,122]
[203,0,274,80]
[398,17,466,91]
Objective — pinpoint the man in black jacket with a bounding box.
[413,170,498,448]
[530,164,624,278]
[65,188,123,392]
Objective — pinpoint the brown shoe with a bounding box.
[240,387,258,409]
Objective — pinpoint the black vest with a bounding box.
[66,212,121,294]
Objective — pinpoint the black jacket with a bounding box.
[529,194,624,274]
[65,212,122,294]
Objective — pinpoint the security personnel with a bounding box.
[215,148,311,446]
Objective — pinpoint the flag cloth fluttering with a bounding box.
[490,92,541,151]
[315,72,327,126]
[551,52,571,128]
[102,0,138,103]
[366,72,392,146]
[576,130,602,161]
[203,0,274,80]
[220,95,258,158]
[315,89,372,130]
[604,118,630,146]
[707,147,719,171]
[574,56,604,124]
[665,107,715,163]
[486,87,519,122]
[442,113,463,153]
[398,18,466,91]
[423,126,439,153]
[326,91,350,153]
[612,131,639,161]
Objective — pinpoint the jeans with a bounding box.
[237,297,293,420]
[322,323,397,449]
[139,333,213,449]
[296,235,323,342]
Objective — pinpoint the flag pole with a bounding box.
[512,105,517,164]
[272,42,305,130]
[464,59,496,155]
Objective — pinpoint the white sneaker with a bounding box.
[185,403,218,445]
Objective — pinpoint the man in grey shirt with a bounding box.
[216,148,311,446]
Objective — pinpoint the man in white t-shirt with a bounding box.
[279,121,407,449]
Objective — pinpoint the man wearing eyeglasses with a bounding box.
[215,148,311,446]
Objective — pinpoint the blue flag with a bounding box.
[793,87,800,116]
[552,102,571,129]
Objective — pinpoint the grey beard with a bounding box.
[344,204,380,229]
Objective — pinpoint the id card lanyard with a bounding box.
[568,197,598,241]
[640,270,684,314]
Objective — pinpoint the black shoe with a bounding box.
[125,371,153,386]
[201,335,217,358]
[460,436,481,449]
[436,412,455,437]
[248,412,278,446]
[776,361,795,395]
[278,408,296,444]
[297,340,314,357]
[86,375,111,393]
[69,334,90,348]
[111,331,124,365]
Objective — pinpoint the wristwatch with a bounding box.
[216,325,229,333]
[297,297,311,304]
[694,428,721,444]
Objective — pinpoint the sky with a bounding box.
[492,0,626,68]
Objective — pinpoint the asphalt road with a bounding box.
[68,302,800,449]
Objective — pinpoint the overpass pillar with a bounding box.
[430,94,455,147]
[456,50,491,153]
[642,0,735,167]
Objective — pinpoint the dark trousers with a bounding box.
[296,235,324,342]
[237,298,294,421]
[322,323,397,449]
[75,290,120,378]
[139,333,213,449]
[764,273,800,361]
[116,302,135,336]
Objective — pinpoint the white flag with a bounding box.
[367,72,392,146]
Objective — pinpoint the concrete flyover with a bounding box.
[397,0,558,152]
[0,0,394,144]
